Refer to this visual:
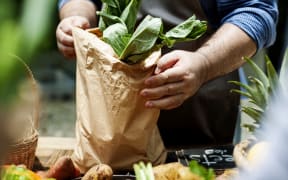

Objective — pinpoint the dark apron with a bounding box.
[139,0,240,148]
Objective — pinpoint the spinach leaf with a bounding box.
[99,0,139,32]
[97,11,126,28]
[103,23,130,56]
[120,0,141,33]
[120,15,162,61]
[101,0,119,8]
[161,15,207,47]
[98,3,121,31]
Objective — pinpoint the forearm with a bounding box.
[197,23,257,82]
[59,0,97,26]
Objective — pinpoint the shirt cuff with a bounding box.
[221,7,277,50]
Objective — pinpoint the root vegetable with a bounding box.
[82,164,113,180]
[37,156,80,180]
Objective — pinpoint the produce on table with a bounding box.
[246,141,269,166]
[133,161,215,180]
[82,164,113,180]
[97,0,207,64]
[1,165,55,180]
[37,156,113,180]
[37,156,80,180]
[231,48,288,168]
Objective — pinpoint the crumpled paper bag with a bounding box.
[72,27,166,172]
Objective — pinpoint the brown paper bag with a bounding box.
[72,27,167,172]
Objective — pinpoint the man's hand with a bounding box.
[140,50,208,110]
[56,16,90,59]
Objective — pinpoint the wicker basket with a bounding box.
[4,56,39,169]
[5,131,38,169]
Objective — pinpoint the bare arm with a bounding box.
[197,23,257,83]
[140,23,257,109]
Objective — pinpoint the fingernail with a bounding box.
[140,91,147,97]
[146,101,153,108]
[155,68,161,74]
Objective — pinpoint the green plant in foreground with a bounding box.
[229,48,288,132]
[133,161,215,180]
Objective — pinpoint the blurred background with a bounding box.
[0,0,76,143]
[0,0,287,154]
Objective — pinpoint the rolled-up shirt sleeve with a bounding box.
[58,0,101,9]
[217,0,278,50]
[58,0,69,9]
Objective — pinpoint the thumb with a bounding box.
[155,52,179,74]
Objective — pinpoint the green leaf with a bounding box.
[244,57,270,90]
[101,0,119,8]
[103,23,130,56]
[228,80,261,104]
[120,15,162,61]
[242,106,263,124]
[229,79,266,111]
[99,0,134,31]
[230,89,252,99]
[265,55,279,96]
[189,160,215,180]
[162,15,207,47]
[97,11,126,27]
[123,49,152,64]
[248,76,268,109]
[120,0,141,33]
[243,123,258,132]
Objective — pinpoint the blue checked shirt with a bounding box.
[59,0,278,50]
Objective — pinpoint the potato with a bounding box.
[153,162,203,180]
[82,164,113,180]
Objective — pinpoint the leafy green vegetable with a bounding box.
[98,0,140,33]
[189,161,215,180]
[161,15,207,48]
[120,15,162,62]
[120,0,141,33]
[103,23,130,56]
[97,11,126,28]
[97,0,207,64]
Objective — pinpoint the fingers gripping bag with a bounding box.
[71,27,166,172]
